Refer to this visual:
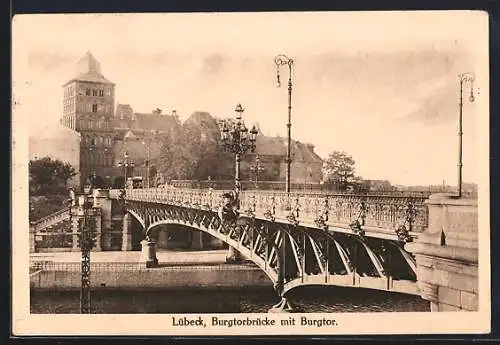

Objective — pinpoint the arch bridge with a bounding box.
[112,187,429,307]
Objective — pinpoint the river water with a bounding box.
[31,286,430,313]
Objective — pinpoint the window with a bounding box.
[86,88,91,96]
[92,104,97,112]
[105,136,111,146]
[92,89,98,96]
[79,87,84,95]
[105,88,111,96]
[99,89,104,97]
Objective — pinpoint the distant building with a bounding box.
[56,51,322,189]
[60,51,116,187]
[59,51,180,188]
[253,136,323,184]
[29,124,81,188]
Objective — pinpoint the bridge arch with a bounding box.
[145,218,279,284]
[122,198,419,298]
[126,209,146,230]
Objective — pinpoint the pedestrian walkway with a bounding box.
[30,249,228,265]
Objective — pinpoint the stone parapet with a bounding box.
[405,193,478,312]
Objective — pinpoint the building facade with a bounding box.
[60,52,179,189]
[61,51,116,187]
[58,51,323,190]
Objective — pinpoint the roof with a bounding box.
[184,111,215,127]
[255,136,323,164]
[116,104,134,119]
[132,113,180,132]
[64,51,115,86]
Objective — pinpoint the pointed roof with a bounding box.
[63,51,115,86]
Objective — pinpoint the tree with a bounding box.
[156,112,235,181]
[29,157,77,195]
[322,151,356,191]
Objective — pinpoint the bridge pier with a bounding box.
[121,213,133,251]
[141,239,158,268]
[225,246,243,263]
[406,193,478,312]
[190,231,204,250]
[268,297,297,313]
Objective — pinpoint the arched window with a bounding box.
[98,136,103,145]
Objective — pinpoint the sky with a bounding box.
[12,11,488,186]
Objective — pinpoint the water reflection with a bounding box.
[31,286,430,314]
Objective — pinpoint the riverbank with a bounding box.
[30,250,272,290]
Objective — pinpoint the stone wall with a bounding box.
[406,193,478,311]
[30,266,272,290]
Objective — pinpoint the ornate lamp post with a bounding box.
[117,151,135,189]
[457,72,475,198]
[219,103,259,203]
[274,54,294,193]
[249,155,265,189]
[78,191,95,313]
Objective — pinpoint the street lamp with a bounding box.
[457,72,475,198]
[274,54,294,193]
[141,135,155,189]
[117,151,135,189]
[249,155,265,189]
[219,103,259,203]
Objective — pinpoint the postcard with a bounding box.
[12,10,490,336]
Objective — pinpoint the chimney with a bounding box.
[153,108,162,115]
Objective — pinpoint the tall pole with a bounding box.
[287,64,292,194]
[458,78,463,198]
[457,72,475,198]
[146,142,151,189]
[235,153,241,196]
[275,54,294,193]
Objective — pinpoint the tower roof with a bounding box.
[63,51,115,86]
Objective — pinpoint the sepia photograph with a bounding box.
[12,10,490,336]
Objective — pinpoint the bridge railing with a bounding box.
[124,188,232,211]
[239,190,428,233]
[124,187,429,235]
[29,206,71,232]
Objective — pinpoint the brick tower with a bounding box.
[61,51,116,188]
